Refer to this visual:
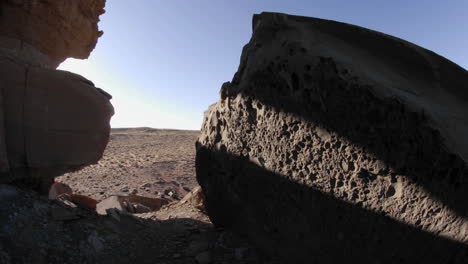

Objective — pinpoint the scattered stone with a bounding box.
[96,195,168,215]
[96,196,124,215]
[124,195,169,212]
[68,194,98,210]
[56,198,78,208]
[180,185,206,213]
[129,203,151,214]
[141,183,152,188]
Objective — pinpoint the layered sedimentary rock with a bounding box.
[0,0,112,191]
[0,0,106,68]
[197,12,468,263]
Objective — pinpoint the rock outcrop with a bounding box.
[0,0,106,68]
[0,0,113,191]
[196,12,468,263]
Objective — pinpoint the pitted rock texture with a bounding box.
[0,0,112,189]
[0,0,106,68]
[196,12,468,263]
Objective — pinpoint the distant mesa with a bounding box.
[0,0,113,192]
[196,12,468,263]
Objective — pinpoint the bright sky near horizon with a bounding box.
[59,0,468,130]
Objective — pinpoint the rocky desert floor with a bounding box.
[58,128,200,202]
[0,128,277,264]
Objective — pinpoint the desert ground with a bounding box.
[54,127,273,264]
[58,128,200,202]
[1,128,276,264]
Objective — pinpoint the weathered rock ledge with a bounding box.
[0,0,106,68]
[0,0,113,190]
[197,12,468,263]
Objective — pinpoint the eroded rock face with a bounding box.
[0,0,105,68]
[196,12,468,263]
[0,0,112,191]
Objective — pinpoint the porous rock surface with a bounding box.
[197,12,468,263]
[0,0,113,188]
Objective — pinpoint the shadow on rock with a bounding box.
[196,12,468,263]
[196,146,468,264]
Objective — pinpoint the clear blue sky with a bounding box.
[59,0,468,130]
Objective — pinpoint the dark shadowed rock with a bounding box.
[0,0,112,191]
[196,12,468,263]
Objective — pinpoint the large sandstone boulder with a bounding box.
[0,0,112,190]
[0,0,106,68]
[196,12,468,263]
